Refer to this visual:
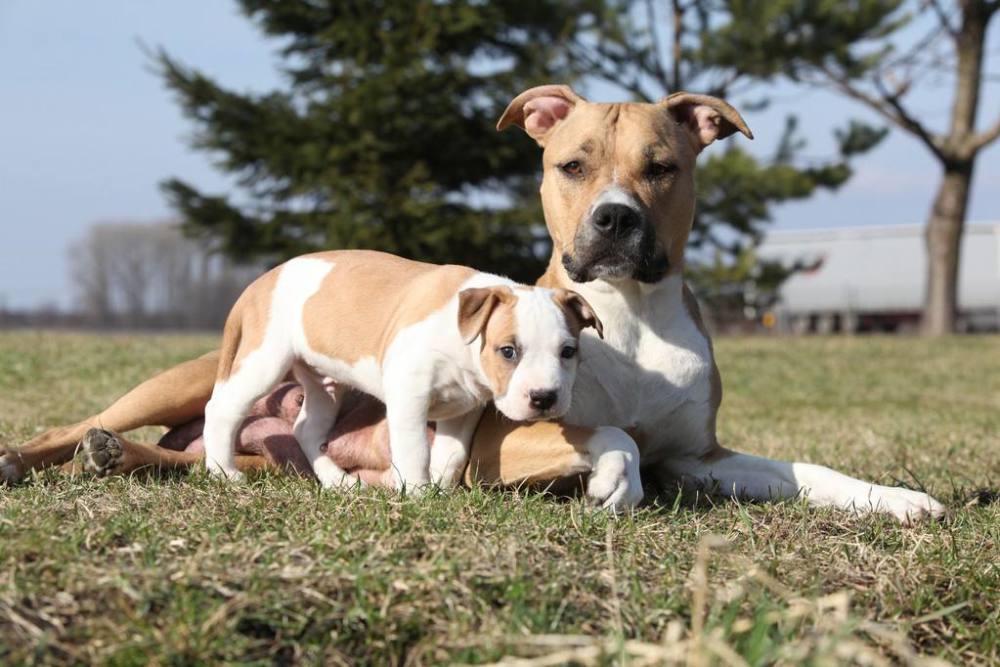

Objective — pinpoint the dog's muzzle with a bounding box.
[562,203,669,283]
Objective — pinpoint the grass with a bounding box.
[1,330,998,665]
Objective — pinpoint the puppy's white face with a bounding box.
[458,286,603,422]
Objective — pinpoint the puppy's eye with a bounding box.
[560,161,583,178]
[498,345,517,361]
[560,346,577,359]
[645,162,677,179]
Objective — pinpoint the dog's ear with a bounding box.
[458,287,509,345]
[497,84,586,146]
[661,92,753,152]
[555,289,604,340]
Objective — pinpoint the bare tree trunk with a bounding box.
[923,162,973,335]
[921,2,992,335]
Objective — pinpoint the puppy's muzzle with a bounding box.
[528,389,558,412]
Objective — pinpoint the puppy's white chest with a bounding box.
[428,372,489,420]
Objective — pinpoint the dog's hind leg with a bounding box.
[2,351,220,484]
[64,428,273,478]
[292,368,358,489]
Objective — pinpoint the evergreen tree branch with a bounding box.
[571,41,658,100]
[642,0,672,91]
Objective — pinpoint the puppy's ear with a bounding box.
[661,92,753,152]
[556,289,604,340]
[458,287,508,345]
[497,84,586,146]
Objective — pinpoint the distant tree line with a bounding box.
[66,222,260,330]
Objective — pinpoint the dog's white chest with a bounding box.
[564,276,715,458]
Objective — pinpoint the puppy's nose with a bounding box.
[591,203,641,237]
[529,389,558,411]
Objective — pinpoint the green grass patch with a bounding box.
[1,331,998,664]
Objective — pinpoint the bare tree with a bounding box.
[69,232,114,321]
[800,1,1000,334]
[68,221,262,329]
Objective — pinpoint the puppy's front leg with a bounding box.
[292,367,358,489]
[429,406,484,488]
[384,390,433,494]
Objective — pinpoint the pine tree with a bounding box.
[158,0,600,281]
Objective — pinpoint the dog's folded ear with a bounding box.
[555,290,604,340]
[458,287,510,345]
[497,84,586,146]
[661,92,753,152]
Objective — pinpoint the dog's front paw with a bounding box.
[585,426,644,511]
[863,485,946,524]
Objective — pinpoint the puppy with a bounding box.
[202,250,602,491]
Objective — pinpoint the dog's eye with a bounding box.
[560,345,577,360]
[645,162,677,179]
[560,161,583,177]
[498,345,517,361]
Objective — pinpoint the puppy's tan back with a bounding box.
[299,250,475,365]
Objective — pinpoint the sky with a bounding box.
[1,1,998,310]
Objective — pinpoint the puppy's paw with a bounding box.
[429,448,467,489]
[209,469,246,483]
[82,428,125,477]
[385,468,431,497]
[314,458,362,490]
[585,426,644,511]
[204,458,245,483]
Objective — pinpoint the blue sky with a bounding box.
[1,1,998,309]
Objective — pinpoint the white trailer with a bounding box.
[757,223,1000,333]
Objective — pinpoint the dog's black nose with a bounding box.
[591,203,641,237]
[529,389,558,411]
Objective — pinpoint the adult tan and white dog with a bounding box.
[202,249,601,491]
[1,85,945,522]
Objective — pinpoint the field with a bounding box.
[1,331,998,665]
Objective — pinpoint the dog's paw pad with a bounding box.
[0,453,23,485]
[81,428,124,477]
